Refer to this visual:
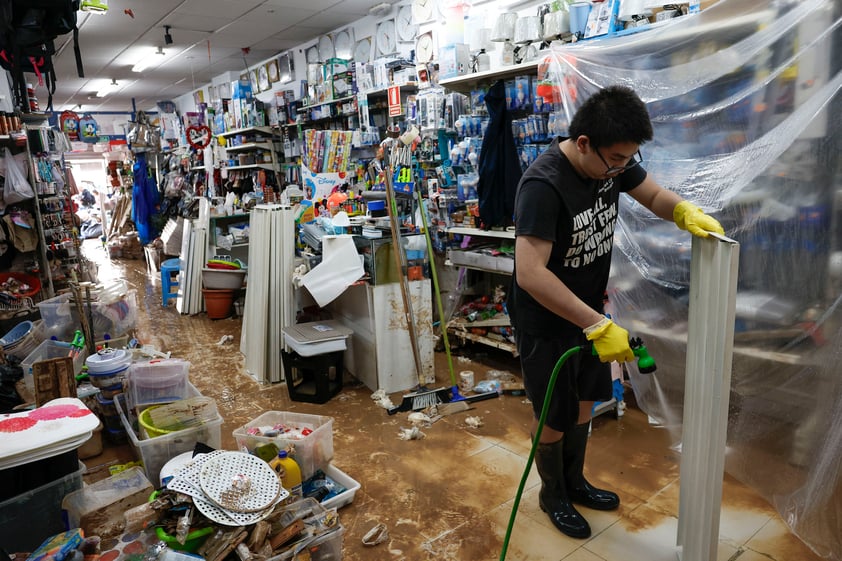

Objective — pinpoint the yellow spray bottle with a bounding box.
[269,450,302,500]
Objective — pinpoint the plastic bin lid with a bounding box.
[86,349,131,373]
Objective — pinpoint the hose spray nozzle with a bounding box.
[629,337,656,374]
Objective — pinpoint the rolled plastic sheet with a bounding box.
[538,1,842,557]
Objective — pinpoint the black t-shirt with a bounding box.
[509,137,646,336]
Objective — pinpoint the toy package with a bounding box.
[26,529,85,561]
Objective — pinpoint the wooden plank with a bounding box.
[33,357,77,407]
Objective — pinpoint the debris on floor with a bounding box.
[464,416,483,428]
[370,389,394,409]
[397,426,425,440]
[407,412,432,427]
[361,522,389,546]
[216,334,234,345]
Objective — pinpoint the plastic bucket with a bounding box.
[202,288,234,319]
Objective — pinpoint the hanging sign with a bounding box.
[186,125,212,149]
[387,85,402,117]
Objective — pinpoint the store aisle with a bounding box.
[84,242,822,561]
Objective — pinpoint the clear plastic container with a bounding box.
[61,466,152,530]
[232,411,334,480]
[86,348,132,373]
[115,383,222,485]
[128,358,190,412]
[21,337,88,392]
[37,289,138,341]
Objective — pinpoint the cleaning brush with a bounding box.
[387,387,452,415]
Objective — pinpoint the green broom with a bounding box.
[415,189,464,401]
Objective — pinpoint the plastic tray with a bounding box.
[320,464,359,510]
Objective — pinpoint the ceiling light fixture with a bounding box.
[132,46,165,72]
[164,25,173,45]
[96,79,120,97]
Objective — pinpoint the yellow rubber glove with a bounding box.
[673,201,725,238]
[583,317,634,363]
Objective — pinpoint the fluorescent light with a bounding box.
[96,79,119,97]
[132,46,165,72]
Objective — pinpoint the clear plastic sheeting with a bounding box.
[540,1,841,558]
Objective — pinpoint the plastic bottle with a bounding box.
[269,450,302,500]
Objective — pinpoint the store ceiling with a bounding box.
[47,0,387,113]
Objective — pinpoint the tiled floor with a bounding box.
[81,243,824,561]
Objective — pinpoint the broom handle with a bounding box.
[415,189,456,388]
[384,167,425,386]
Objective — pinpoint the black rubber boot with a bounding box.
[534,439,591,538]
[562,422,620,511]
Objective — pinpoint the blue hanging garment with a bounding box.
[132,153,159,244]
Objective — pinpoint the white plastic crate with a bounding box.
[233,411,334,481]
[321,464,359,510]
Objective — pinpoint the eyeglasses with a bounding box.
[595,148,643,175]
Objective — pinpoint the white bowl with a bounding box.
[202,268,246,290]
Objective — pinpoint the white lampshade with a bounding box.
[542,11,570,40]
[619,0,653,21]
[491,12,518,42]
[468,27,493,52]
[514,15,542,44]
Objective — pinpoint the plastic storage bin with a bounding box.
[265,498,343,561]
[233,411,334,481]
[61,466,153,531]
[127,359,190,412]
[21,338,88,392]
[320,464,360,510]
[36,289,138,341]
[0,461,85,552]
[269,526,344,561]
[115,383,222,485]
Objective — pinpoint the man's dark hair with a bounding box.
[568,85,653,148]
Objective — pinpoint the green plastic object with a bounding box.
[155,526,214,553]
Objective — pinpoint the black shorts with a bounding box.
[516,331,612,432]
